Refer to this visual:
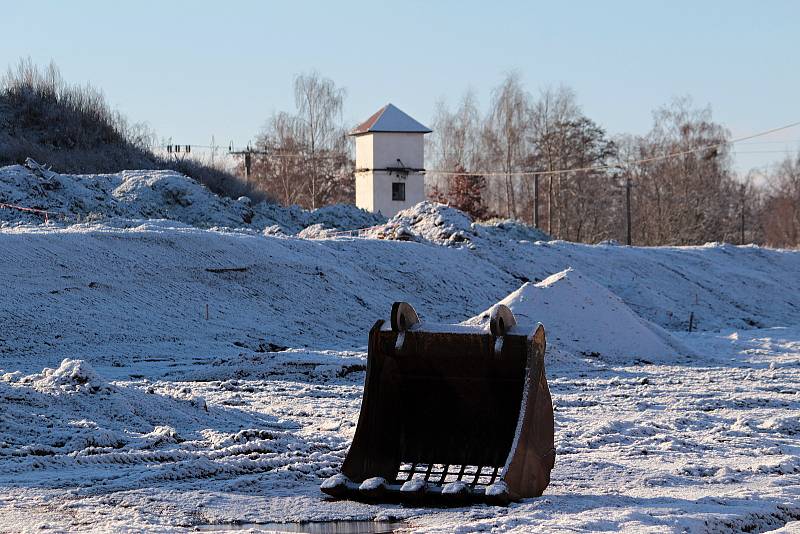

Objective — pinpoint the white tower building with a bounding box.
[350,103,432,217]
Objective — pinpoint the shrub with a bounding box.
[0,58,268,203]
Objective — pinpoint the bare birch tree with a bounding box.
[484,73,532,218]
[527,86,580,232]
[294,72,347,209]
[252,112,306,206]
[428,91,483,194]
[250,72,352,208]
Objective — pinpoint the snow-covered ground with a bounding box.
[1,166,799,532]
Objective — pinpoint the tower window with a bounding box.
[392,182,406,201]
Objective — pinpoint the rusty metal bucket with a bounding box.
[321,302,555,506]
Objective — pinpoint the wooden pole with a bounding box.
[244,151,252,183]
[533,175,540,228]
[625,177,632,246]
[547,176,554,235]
[739,184,746,245]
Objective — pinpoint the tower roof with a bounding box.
[350,103,432,136]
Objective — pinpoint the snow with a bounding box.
[485,481,509,497]
[0,165,799,532]
[400,479,427,493]
[365,201,550,248]
[23,357,115,394]
[441,481,469,495]
[320,474,350,490]
[465,268,690,363]
[0,163,384,234]
[359,478,387,491]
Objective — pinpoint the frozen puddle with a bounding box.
[195,520,407,533]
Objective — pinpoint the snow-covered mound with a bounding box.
[473,217,551,244]
[1,223,798,368]
[365,201,549,247]
[1,164,557,247]
[467,268,689,361]
[364,201,473,245]
[0,162,384,233]
[21,358,114,394]
[0,359,213,456]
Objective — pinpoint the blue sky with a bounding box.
[2,0,799,173]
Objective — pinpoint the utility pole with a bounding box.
[245,152,252,182]
[210,135,215,168]
[625,177,632,246]
[229,144,257,183]
[533,175,540,228]
[547,175,554,236]
[739,183,746,245]
[229,143,337,188]
[230,144,313,184]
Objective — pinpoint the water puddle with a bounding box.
[195,520,407,533]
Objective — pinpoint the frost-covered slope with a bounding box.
[368,202,800,333]
[470,237,800,332]
[1,222,799,374]
[1,168,800,532]
[0,222,513,371]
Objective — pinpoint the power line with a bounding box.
[735,139,800,145]
[153,138,800,152]
[153,143,338,157]
[425,120,800,178]
[732,149,800,154]
[151,125,800,162]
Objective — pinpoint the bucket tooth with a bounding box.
[320,474,352,498]
[358,477,388,500]
[321,302,555,506]
[399,478,427,500]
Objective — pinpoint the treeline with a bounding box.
[0,58,264,202]
[759,154,800,247]
[427,74,789,246]
[429,74,800,248]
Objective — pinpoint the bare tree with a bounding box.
[428,91,483,195]
[252,112,306,205]
[552,117,617,242]
[617,97,738,245]
[484,73,532,218]
[294,72,347,209]
[760,153,800,247]
[423,75,780,247]
[527,86,580,232]
[248,72,353,209]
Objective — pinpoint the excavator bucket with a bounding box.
[321,302,555,506]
